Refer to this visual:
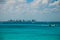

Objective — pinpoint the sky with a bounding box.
[0,0,60,21]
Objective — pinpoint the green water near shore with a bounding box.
[0,24,60,40]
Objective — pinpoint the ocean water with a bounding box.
[0,24,60,40]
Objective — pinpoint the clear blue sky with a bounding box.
[27,0,33,3]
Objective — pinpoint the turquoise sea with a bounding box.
[0,24,60,40]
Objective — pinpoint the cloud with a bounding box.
[48,0,60,13]
[0,0,60,21]
[0,0,5,2]
[0,0,6,4]
[42,0,48,4]
[30,0,49,8]
[49,0,60,6]
[30,0,41,7]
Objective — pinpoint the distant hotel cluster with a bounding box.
[0,20,36,24]
[0,20,60,27]
[0,20,60,24]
